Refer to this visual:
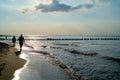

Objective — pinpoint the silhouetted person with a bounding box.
[18,34,24,51]
[12,36,16,46]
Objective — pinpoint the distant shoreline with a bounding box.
[1,38,120,40]
[0,42,26,80]
[0,35,120,41]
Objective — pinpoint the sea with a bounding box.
[1,35,120,80]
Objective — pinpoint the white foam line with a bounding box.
[12,52,29,80]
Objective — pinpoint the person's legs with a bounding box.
[13,42,15,46]
[20,45,22,51]
[20,43,23,51]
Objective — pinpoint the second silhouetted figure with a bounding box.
[12,36,16,46]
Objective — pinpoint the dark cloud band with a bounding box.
[22,0,110,13]
[35,0,94,12]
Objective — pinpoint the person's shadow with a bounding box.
[15,51,21,56]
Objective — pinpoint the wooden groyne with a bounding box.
[1,38,120,40]
[0,35,120,40]
[44,38,120,40]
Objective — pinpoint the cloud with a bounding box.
[35,0,97,12]
[22,8,30,14]
[22,0,111,13]
[35,0,71,12]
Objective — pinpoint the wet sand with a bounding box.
[0,42,26,80]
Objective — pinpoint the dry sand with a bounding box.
[0,42,26,80]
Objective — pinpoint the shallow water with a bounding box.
[12,44,72,80]
[5,35,120,80]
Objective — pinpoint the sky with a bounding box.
[0,0,120,35]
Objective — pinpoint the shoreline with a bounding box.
[0,42,26,80]
[0,41,72,80]
[12,52,29,80]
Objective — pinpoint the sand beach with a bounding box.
[0,42,26,80]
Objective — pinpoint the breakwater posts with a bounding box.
[0,35,120,40]
[1,38,120,40]
[45,38,120,40]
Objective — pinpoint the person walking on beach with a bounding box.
[12,36,16,46]
[18,34,24,51]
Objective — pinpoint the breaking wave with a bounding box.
[64,49,98,56]
[102,56,120,63]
